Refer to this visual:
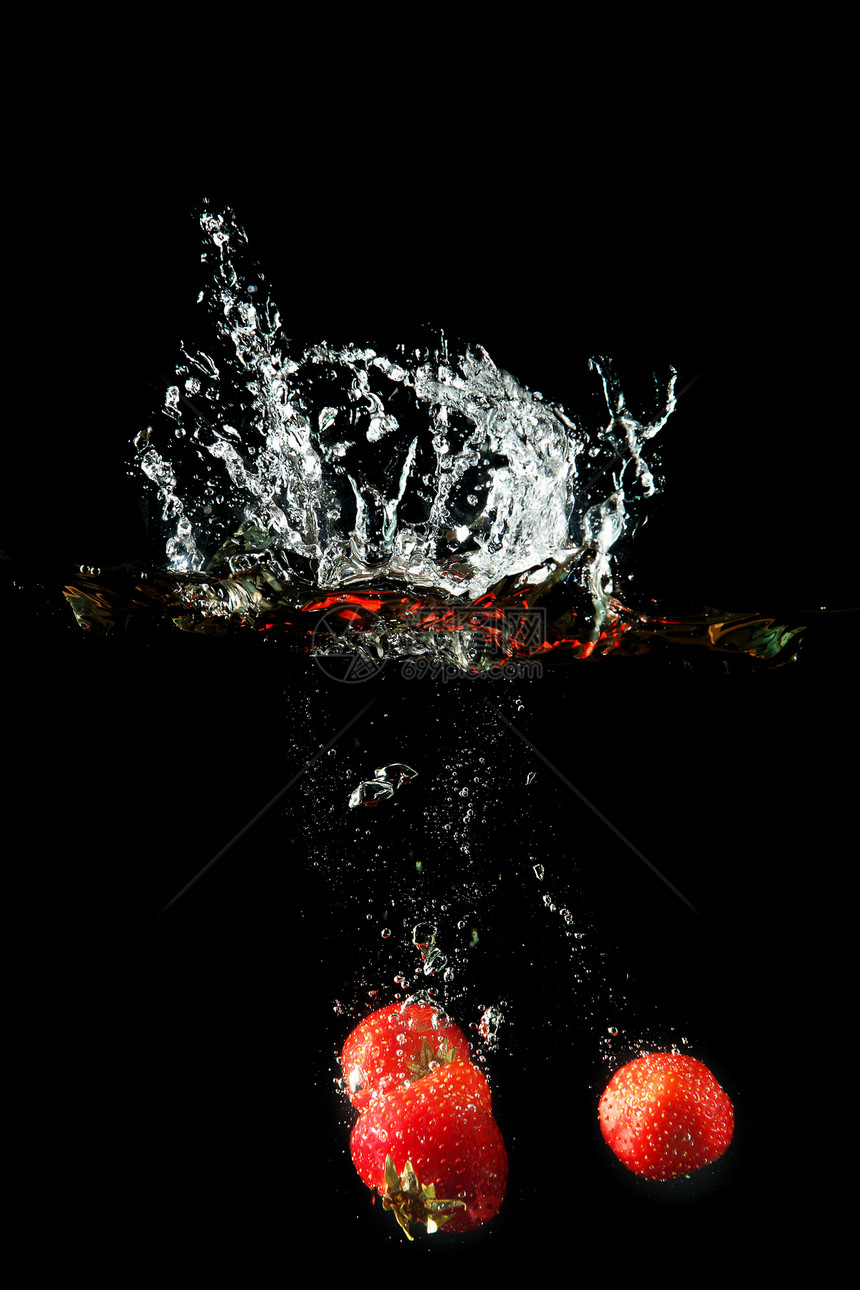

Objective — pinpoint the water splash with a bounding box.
[121,208,682,654]
[136,206,672,603]
[54,204,818,674]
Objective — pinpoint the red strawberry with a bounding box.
[598,1052,734,1181]
[340,1001,471,1111]
[350,1060,507,1237]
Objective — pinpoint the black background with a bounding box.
[4,96,852,1276]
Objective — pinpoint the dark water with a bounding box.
[5,181,854,1276]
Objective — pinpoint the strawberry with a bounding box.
[350,1060,507,1237]
[598,1052,734,1181]
[340,1001,471,1112]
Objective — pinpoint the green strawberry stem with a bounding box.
[381,1156,466,1239]
[405,1036,457,1083]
